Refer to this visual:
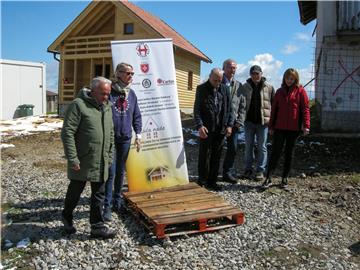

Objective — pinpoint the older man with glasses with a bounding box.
[103,62,142,221]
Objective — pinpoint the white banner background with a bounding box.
[111,38,189,192]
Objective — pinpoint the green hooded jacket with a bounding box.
[61,88,114,182]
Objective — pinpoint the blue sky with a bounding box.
[1,1,316,92]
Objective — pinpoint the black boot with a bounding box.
[280,177,288,188]
[90,224,116,239]
[61,211,76,234]
[261,177,272,188]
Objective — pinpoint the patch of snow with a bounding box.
[0,144,15,149]
[0,115,63,137]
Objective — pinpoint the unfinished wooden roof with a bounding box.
[48,0,212,63]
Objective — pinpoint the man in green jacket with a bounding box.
[61,76,116,239]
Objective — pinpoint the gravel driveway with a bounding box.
[1,128,360,269]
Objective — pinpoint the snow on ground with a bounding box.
[0,115,63,138]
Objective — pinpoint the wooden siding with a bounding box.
[175,49,201,109]
[114,6,161,40]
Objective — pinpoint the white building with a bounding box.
[298,1,360,132]
[0,59,46,120]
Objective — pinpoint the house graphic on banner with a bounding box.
[147,166,170,182]
[143,116,161,140]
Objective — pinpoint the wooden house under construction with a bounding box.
[47,0,211,114]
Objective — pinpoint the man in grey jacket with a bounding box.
[222,59,242,183]
[239,65,275,180]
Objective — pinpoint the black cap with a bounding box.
[250,65,262,74]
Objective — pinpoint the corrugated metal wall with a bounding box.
[338,1,360,31]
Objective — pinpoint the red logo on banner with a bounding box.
[140,63,149,73]
[136,43,150,57]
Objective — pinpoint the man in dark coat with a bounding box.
[221,59,242,184]
[61,76,116,239]
[194,68,233,191]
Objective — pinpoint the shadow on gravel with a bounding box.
[118,211,165,247]
[349,242,360,256]
[2,197,101,245]
[11,197,89,210]
[221,183,263,193]
[7,197,90,223]
[1,222,91,248]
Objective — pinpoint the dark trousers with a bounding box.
[63,179,105,226]
[198,132,225,185]
[267,129,300,179]
[104,140,131,209]
[223,129,239,177]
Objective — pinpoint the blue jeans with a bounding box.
[104,140,131,209]
[244,121,268,173]
[223,128,240,177]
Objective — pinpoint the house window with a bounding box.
[124,23,134,35]
[94,64,103,77]
[187,71,193,90]
[104,64,111,78]
[94,64,111,78]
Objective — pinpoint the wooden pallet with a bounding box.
[123,182,245,238]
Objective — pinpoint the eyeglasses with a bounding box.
[119,71,135,76]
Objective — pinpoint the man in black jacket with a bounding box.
[194,68,233,191]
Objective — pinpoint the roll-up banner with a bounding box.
[111,38,189,192]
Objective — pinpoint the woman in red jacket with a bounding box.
[262,68,310,188]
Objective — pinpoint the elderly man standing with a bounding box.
[61,76,116,239]
[194,68,233,191]
[239,65,275,181]
[221,59,242,184]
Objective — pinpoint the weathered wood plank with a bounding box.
[135,193,220,208]
[153,208,243,225]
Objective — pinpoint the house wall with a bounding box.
[314,1,360,131]
[174,49,201,111]
[316,1,337,39]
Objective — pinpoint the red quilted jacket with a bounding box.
[269,85,310,131]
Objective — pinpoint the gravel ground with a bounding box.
[1,127,360,269]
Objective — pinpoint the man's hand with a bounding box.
[135,138,141,152]
[71,164,80,171]
[198,126,208,139]
[225,127,232,137]
[303,128,310,136]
